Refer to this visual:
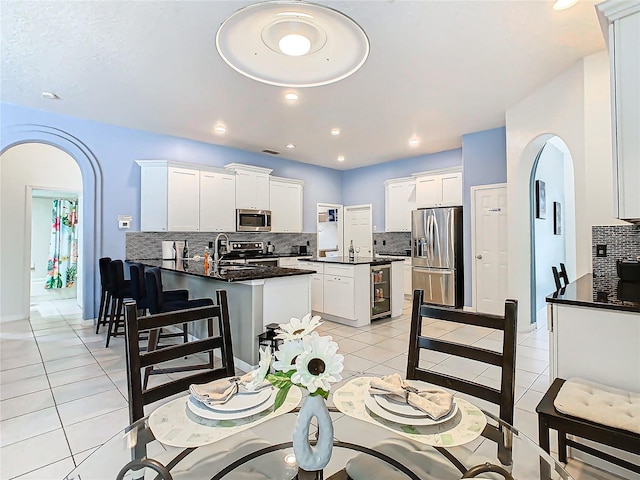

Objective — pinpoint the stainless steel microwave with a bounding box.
[236,209,271,232]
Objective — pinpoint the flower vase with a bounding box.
[293,394,334,472]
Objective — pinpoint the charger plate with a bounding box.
[333,377,486,447]
[148,385,302,448]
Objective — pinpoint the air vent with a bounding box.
[262,149,280,155]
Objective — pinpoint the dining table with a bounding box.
[64,377,574,480]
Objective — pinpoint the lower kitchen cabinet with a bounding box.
[311,273,324,312]
[403,258,412,296]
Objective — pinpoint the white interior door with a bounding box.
[343,204,373,257]
[472,185,508,315]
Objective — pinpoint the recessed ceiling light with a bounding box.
[286,143,296,149]
[409,136,420,147]
[285,93,299,101]
[214,125,227,134]
[279,34,311,56]
[331,128,341,136]
[337,155,345,162]
[552,0,579,10]
[41,91,59,100]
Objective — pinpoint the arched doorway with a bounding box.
[1,125,102,321]
[529,136,576,327]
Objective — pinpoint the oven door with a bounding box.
[236,209,271,232]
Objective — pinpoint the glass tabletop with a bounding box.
[64,394,573,480]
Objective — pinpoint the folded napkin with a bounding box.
[189,373,269,406]
[369,374,453,420]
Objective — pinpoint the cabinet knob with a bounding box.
[476,255,483,259]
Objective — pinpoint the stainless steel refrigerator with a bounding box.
[411,207,463,307]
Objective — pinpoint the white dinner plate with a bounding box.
[187,388,276,420]
[200,387,273,412]
[364,392,458,426]
[374,392,454,418]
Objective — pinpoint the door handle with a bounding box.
[476,255,483,259]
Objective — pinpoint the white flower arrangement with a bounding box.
[267,314,344,410]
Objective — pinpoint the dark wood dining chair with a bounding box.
[407,290,518,466]
[558,262,569,287]
[552,266,563,292]
[124,289,235,424]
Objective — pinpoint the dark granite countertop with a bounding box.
[299,256,405,266]
[130,259,314,282]
[226,252,313,259]
[546,273,640,313]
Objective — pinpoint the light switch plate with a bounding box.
[118,214,132,229]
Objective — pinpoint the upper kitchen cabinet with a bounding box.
[270,176,304,233]
[199,170,236,232]
[136,160,235,232]
[384,177,416,232]
[225,163,272,210]
[598,0,640,222]
[413,168,463,208]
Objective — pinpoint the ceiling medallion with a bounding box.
[216,1,370,87]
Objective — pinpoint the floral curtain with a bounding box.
[45,199,78,289]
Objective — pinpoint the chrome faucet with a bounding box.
[214,233,229,267]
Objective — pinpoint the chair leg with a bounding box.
[96,290,106,333]
[538,415,552,480]
[143,328,160,390]
[105,296,118,347]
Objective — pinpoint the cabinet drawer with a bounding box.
[324,265,355,278]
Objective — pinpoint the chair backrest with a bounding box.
[99,257,112,289]
[124,289,235,423]
[552,266,562,292]
[129,263,147,308]
[144,267,165,314]
[559,262,569,287]
[109,260,127,296]
[407,289,518,429]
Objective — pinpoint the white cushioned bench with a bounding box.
[536,377,640,477]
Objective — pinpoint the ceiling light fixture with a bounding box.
[286,143,296,149]
[285,92,299,101]
[552,0,579,10]
[409,136,420,147]
[214,125,227,134]
[41,91,59,100]
[216,1,370,87]
[331,128,341,136]
[337,155,345,162]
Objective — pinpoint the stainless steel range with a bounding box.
[224,241,279,267]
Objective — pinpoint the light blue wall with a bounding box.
[461,127,507,306]
[341,149,463,232]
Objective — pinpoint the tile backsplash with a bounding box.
[373,232,411,255]
[126,231,316,259]
[592,225,640,277]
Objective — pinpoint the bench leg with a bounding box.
[557,429,567,463]
[538,415,552,480]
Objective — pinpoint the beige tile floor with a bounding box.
[0,298,624,479]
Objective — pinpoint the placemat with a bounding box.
[333,377,486,447]
[148,386,302,448]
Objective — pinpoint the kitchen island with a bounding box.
[546,273,640,392]
[134,259,314,370]
[299,256,405,327]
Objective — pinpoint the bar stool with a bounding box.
[96,257,112,334]
[105,260,133,348]
[143,267,215,388]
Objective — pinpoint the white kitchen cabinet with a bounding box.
[311,273,324,312]
[413,169,463,208]
[323,275,355,320]
[403,258,412,296]
[270,176,304,233]
[199,170,236,232]
[597,1,640,222]
[137,160,236,232]
[384,177,415,232]
[225,163,272,210]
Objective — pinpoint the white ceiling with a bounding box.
[0,1,605,170]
